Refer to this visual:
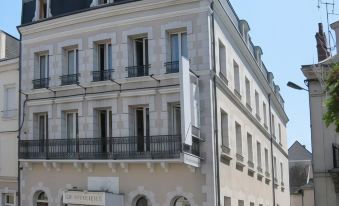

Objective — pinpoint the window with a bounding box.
[233,61,240,96]
[250,203,254,206]
[134,107,150,152]
[170,104,181,135]
[3,86,16,118]
[93,42,112,81]
[280,162,284,183]
[39,0,47,19]
[4,193,15,206]
[257,141,262,169]
[263,102,267,127]
[238,200,244,206]
[173,196,191,206]
[224,196,231,206]
[37,113,48,141]
[271,114,275,138]
[221,110,229,147]
[33,53,49,89]
[35,191,48,206]
[219,40,227,80]
[165,32,187,73]
[255,91,260,118]
[278,124,282,144]
[192,82,199,127]
[273,156,277,180]
[235,122,242,155]
[245,77,251,108]
[66,112,78,139]
[128,36,149,77]
[61,49,79,85]
[247,133,253,162]
[136,196,148,206]
[264,148,269,173]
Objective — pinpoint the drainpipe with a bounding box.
[210,2,221,206]
[17,30,22,206]
[268,94,276,206]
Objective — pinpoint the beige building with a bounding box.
[301,21,339,206]
[18,0,289,206]
[0,31,19,206]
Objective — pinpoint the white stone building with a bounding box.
[0,30,19,206]
[301,21,339,206]
[18,0,289,206]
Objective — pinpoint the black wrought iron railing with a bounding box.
[333,144,339,168]
[92,69,113,82]
[164,61,179,73]
[19,135,200,160]
[32,78,49,89]
[126,65,150,77]
[60,73,80,85]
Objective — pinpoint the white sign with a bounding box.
[63,191,105,206]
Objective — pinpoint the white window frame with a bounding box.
[4,193,15,206]
[233,61,240,94]
[97,42,112,71]
[169,31,188,62]
[66,49,78,75]
[33,0,51,21]
[2,85,16,118]
[37,113,48,140]
[264,148,269,173]
[65,112,78,139]
[247,133,253,162]
[257,141,262,168]
[245,77,251,107]
[235,122,242,155]
[255,91,260,117]
[39,54,49,79]
[98,109,113,138]
[133,37,148,66]
[134,107,150,137]
[221,110,229,147]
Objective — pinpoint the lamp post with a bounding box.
[287,81,309,91]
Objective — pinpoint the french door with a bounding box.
[98,110,112,153]
[38,114,48,153]
[135,107,150,152]
[66,112,78,153]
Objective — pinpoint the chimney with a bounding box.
[330,21,339,55]
[315,23,330,62]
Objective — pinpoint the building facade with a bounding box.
[301,21,339,206]
[289,141,314,206]
[18,0,289,206]
[0,31,19,206]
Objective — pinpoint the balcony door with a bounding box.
[172,105,181,135]
[134,37,148,67]
[170,32,188,62]
[98,110,112,153]
[66,112,78,153]
[135,107,150,152]
[38,114,48,153]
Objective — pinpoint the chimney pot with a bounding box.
[315,23,330,62]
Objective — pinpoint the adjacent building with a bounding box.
[18,0,289,205]
[0,31,19,206]
[289,141,314,206]
[301,22,339,206]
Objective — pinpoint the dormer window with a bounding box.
[33,0,51,21]
[39,0,47,19]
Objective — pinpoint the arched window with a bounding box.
[136,196,148,206]
[35,191,48,206]
[173,196,191,206]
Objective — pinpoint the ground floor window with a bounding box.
[4,193,15,206]
[173,196,191,206]
[35,191,48,206]
[136,196,148,206]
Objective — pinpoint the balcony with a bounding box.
[60,74,80,85]
[164,61,179,73]
[126,65,150,78]
[92,69,113,82]
[19,135,200,160]
[32,78,49,89]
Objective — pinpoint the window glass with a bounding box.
[235,122,242,155]
[170,34,179,62]
[257,142,262,168]
[221,110,229,147]
[68,50,75,74]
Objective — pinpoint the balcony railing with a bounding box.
[60,73,80,85]
[333,144,339,168]
[92,69,113,82]
[32,78,49,89]
[19,135,200,160]
[164,61,179,73]
[126,65,150,78]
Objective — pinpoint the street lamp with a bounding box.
[287,81,309,91]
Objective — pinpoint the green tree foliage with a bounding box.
[324,63,339,132]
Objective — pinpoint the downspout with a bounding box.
[210,2,221,206]
[17,30,22,206]
[268,94,276,206]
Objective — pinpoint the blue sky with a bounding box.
[1,0,338,151]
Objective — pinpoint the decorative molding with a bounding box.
[120,162,128,173]
[84,162,94,173]
[42,162,52,172]
[160,162,169,173]
[52,162,61,172]
[146,162,154,173]
[108,162,117,173]
[160,20,193,38]
[73,162,83,172]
